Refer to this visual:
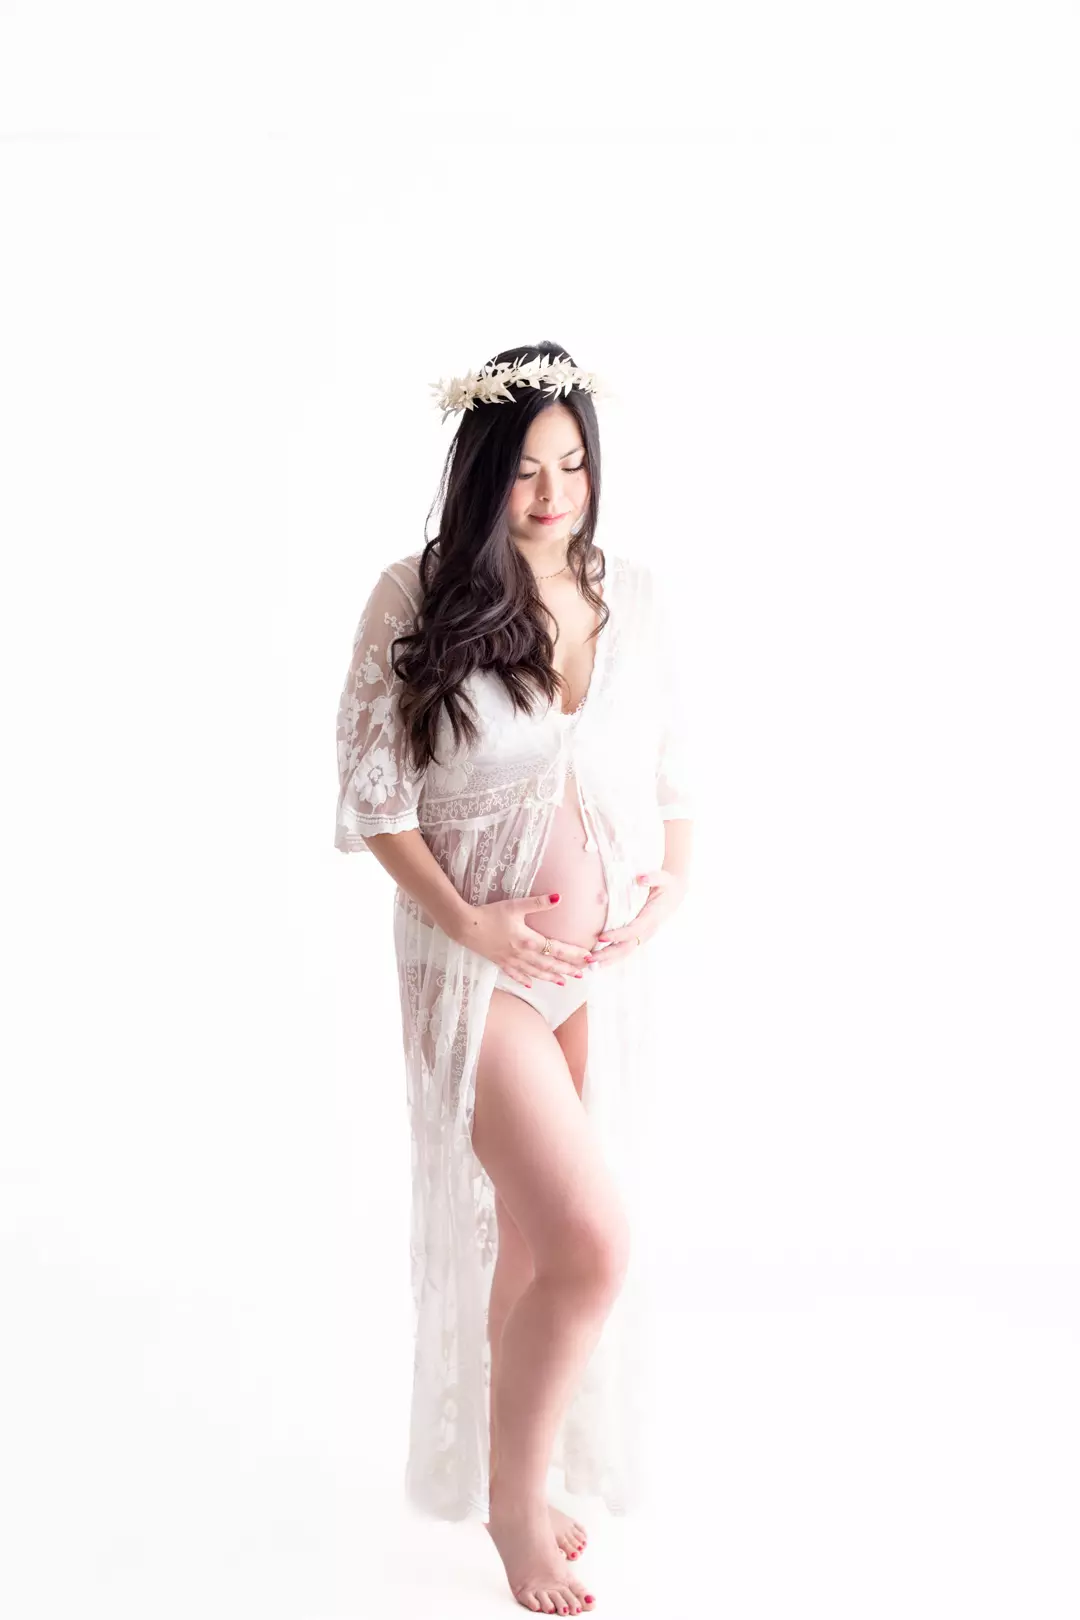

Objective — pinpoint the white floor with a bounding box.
[5,1254,1076,1618]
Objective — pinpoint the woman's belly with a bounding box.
[525,774,610,948]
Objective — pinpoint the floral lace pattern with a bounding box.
[336,548,696,1521]
[335,563,428,850]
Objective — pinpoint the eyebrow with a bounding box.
[520,445,585,464]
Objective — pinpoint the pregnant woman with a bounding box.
[335,342,695,1614]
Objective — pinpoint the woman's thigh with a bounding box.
[473,988,630,1287]
[554,998,588,1102]
[492,1000,591,1277]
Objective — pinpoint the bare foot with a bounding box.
[485,1501,597,1614]
[549,1504,588,1560]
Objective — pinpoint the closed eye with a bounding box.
[518,462,586,480]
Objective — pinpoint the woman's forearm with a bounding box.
[662,817,693,881]
[360,827,474,941]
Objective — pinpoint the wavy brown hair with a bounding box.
[390,339,609,774]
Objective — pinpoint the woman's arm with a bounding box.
[662,816,693,882]
[360,826,474,942]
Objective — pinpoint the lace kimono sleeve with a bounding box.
[649,564,696,822]
[335,565,426,853]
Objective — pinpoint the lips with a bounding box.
[531,512,568,522]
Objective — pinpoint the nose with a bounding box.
[537,475,568,507]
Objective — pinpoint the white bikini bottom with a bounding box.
[491,964,592,1031]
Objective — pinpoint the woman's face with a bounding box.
[506,402,590,548]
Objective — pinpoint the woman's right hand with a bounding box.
[451,892,595,987]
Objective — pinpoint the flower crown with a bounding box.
[429,351,609,424]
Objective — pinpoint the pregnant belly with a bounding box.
[525,775,610,948]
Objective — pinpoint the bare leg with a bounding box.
[473,989,629,1614]
[489,1194,588,1560]
[490,1262,622,1505]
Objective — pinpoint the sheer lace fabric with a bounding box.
[335,550,696,1521]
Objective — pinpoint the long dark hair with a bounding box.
[391,339,609,774]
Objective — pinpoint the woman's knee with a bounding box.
[544,1201,631,1299]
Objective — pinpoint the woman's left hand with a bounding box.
[588,868,688,964]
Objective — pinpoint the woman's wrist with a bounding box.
[434,893,477,945]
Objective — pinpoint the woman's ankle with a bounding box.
[488,1468,548,1521]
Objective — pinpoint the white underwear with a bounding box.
[491,964,593,1031]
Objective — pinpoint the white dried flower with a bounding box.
[429,351,611,424]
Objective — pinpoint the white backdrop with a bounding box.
[2,4,1078,1616]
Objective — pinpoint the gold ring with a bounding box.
[542,939,553,955]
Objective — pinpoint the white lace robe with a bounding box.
[335,549,696,1522]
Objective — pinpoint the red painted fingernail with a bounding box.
[557,979,566,986]
[549,893,560,902]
